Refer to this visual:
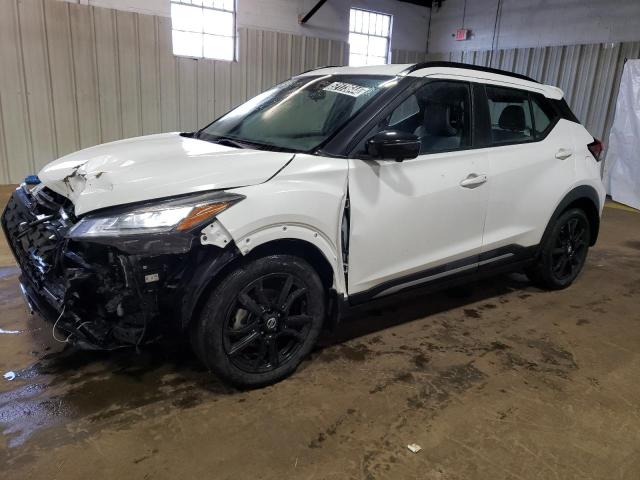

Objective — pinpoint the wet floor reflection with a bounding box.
[0,269,531,451]
[0,268,236,450]
[0,339,236,448]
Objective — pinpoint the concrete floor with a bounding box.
[1,184,639,480]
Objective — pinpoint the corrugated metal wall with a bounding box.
[3,0,632,184]
[391,49,427,64]
[427,42,640,149]
[0,0,356,183]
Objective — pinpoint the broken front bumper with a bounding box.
[1,185,238,349]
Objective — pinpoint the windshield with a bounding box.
[198,75,395,152]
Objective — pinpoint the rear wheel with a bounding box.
[526,208,590,290]
[191,254,325,388]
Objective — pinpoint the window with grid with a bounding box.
[348,8,392,66]
[171,0,236,61]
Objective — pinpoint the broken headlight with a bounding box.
[68,192,244,238]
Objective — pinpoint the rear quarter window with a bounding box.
[531,93,560,137]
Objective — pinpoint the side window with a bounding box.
[486,86,534,145]
[381,80,472,154]
[530,93,558,137]
[388,95,420,127]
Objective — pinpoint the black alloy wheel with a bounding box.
[549,215,589,282]
[223,273,314,373]
[191,254,325,388]
[526,208,591,290]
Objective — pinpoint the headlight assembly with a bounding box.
[68,192,244,238]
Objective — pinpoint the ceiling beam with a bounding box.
[398,0,444,8]
[300,0,328,24]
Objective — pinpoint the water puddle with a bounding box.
[0,329,21,335]
[0,344,229,450]
[0,267,19,280]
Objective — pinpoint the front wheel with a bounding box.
[526,208,591,290]
[191,254,325,388]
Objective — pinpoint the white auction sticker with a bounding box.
[323,82,371,97]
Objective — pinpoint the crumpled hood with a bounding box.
[38,133,294,216]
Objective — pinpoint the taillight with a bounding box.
[587,139,604,161]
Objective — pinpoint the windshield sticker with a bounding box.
[323,82,372,97]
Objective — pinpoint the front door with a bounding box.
[347,80,489,299]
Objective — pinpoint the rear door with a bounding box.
[477,85,576,264]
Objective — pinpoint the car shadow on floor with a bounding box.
[14,271,536,390]
[1,271,538,449]
[317,271,535,348]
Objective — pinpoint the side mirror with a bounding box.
[366,130,420,162]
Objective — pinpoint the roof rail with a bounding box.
[403,61,539,84]
[297,65,338,75]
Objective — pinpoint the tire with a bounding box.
[526,208,591,290]
[190,254,325,388]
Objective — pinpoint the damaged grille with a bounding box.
[1,185,189,349]
[33,186,73,213]
[2,186,75,309]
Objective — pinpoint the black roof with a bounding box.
[403,61,539,84]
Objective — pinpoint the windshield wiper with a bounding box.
[214,137,248,149]
[197,132,300,153]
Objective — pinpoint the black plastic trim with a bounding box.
[347,244,538,306]
[172,244,242,329]
[551,98,580,124]
[539,185,601,248]
[19,279,62,324]
[366,130,421,161]
[472,83,491,148]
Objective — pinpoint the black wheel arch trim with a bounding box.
[180,238,339,330]
[177,244,243,330]
[540,185,601,249]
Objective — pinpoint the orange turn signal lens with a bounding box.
[176,202,231,231]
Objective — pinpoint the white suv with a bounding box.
[2,62,605,387]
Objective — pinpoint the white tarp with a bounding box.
[606,59,640,210]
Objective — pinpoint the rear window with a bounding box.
[486,86,533,145]
[484,87,562,145]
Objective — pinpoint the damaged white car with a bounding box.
[2,62,605,387]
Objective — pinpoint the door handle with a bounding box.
[460,173,487,188]
[555,148,573,160]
